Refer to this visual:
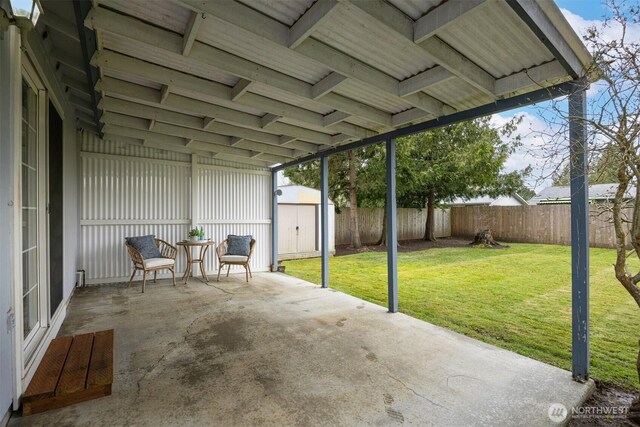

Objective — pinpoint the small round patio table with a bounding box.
[176,240,216,284]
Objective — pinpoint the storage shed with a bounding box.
[278,185,335,259]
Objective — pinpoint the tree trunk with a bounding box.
[423,188,436,241]
[376,201,387,246]
[349,150,362,248]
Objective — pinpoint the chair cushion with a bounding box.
[143,257,175,268]
[227,235,252,256]
[220,255,249,263]
[126,235,162,259]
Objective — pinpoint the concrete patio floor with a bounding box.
[10,273,593,426]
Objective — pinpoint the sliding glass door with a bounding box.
[21,60,47,360]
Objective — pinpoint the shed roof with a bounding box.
[449,193,528,206]
[278,185,335,205]
[529,184,635,204]
[38,0,593,169]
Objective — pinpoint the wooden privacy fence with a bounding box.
[335,208,451,245]
[451,205,632,248]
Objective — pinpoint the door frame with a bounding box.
[18,51,50,375]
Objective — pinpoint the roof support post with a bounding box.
[320,155,329,288]
[271,169,279,272]
[386,138,398,313]
[569,83,589,381]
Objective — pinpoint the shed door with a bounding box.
[278,205,317,254]
[296,205,316,252]
[278,205,298,254]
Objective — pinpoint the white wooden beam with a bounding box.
[311,72,348,100]
[87,6,390,128]
[413,0,487,44]
[202,116,215,129]
[102,96,203,128]
[260,113,280,129]
[418,37,495,96]
[183,11,204,56]
[92,50,231,100]
[328,133,352,144]
[319,93,391,127]
[392,108,433,127]
[103,130,272,167]
[296,38,447,116]
[343,0,496,98]
[279,135,297,146]
[495,60,568,97]
[230,137,244,146]
[40,11,80,42]
[50,48,86,75]
[148,119,155,130]
[160,85,171,104]
[289,0,340,48]
[100,77,365,143]
[323,111,350,127]
[398,66,455,97]
[60,74,90,97]
[231,78,253,101]
[103,119,292,161]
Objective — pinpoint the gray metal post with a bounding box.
[569,85,590,381]
[271,170,278,272]
[386,138,398,313]
[320,156,329,288]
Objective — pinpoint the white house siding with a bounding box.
[80,134,272,284]
[0,25,82,410]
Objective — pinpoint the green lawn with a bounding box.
[283,244,640,390]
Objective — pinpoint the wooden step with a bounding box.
[22,329,114,416]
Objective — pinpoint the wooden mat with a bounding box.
[22,329,114,415]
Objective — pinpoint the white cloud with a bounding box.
[560,7,640,46]
[491,111,567,192]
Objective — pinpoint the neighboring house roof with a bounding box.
[529,184,635,205]
[449,194,528,207]
[278,185,334,205]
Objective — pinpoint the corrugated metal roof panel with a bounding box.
[100,33,238,86]
[169,87,267,117]
[103,69,161,90]
[387,0,444,19]
[438,1,555,78]
[99,0,191,33]
[313,4,435,80]
[344,116,388,134]
[237,0,316,25]
[250,83,334,115]
[426,78,493,111]
[197,16,330,84]
[335,79,412,115]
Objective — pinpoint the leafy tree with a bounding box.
[396,116,526,241]
[552,143,621,185]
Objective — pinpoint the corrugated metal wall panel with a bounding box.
[197,165,272,274]
[80,133,272,284]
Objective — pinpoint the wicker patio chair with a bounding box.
[125,238,177,292]
[216,238,256,282]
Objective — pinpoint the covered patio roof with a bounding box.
[37,0,592,169]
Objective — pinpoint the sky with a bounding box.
[495,0,640,192]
